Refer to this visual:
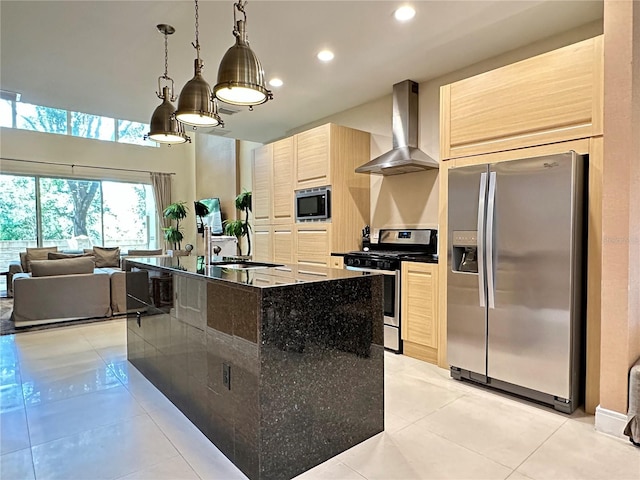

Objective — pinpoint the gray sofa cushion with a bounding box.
[93,246,120,268]
[48,251,95,261]
[30,257,95,277]
[25,247,58,272]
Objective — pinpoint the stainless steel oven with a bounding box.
[344,263,401,351]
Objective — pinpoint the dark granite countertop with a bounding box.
[400,255,439,264]
[126,256,375,288]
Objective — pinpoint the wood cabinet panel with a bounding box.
[296,124,330,189]
[295,224,331,267]
[330,255,344,269]
[273,227,294,264]
[253,227,272,263]
[251,123,369,266]
[272,137,294,224]
[401,262,438,352]
[252,144,272,225]
[440,36,603,159]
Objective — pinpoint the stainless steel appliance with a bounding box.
[345,228,438,352]
[295,186,331,222]
[447,151,585,413]
[355,80,439,175]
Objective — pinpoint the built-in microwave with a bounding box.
[295,186,331,222]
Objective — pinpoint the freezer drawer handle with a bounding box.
[486,171,497,309]
[477,172,488,307]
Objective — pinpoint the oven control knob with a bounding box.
[353,258,361,267]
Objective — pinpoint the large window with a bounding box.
[0,98,155,147]
[0,173,157,292]
[16,103,67,135]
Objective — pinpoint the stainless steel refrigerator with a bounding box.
[447,151,585,413]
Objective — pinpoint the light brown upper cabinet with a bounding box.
[252,144,273,225]
[295,124,331,189]
[272,137,294,224]
[253,138,294,226]
[440,36,603,160]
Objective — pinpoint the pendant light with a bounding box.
[145,24,190,145]
[175,0,224,127]
[213,0,273,108]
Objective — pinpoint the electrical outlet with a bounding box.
[222,363,231,390]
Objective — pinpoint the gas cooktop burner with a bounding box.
[347,250,437,260]
[344,228,438,270]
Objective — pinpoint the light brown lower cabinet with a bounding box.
[273,227,294,264]
[295,224,331,267]
[253,227,272,263]
[401,261,439,364]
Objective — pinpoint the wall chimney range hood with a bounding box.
[356,80,439,175]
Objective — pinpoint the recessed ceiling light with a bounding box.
[394,5,416,22]
[317,50,335,62]
[269,78,284,87]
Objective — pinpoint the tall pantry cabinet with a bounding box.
[252,123,370,267]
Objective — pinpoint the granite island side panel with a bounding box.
[124,257,384,480]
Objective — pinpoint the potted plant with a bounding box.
[223,190,252,256]
[194,200,210,235]
[162,201,189,256]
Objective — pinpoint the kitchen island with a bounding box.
[124,257,384,480]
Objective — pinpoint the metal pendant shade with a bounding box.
[213,1,272,106]
[175,59,223,127]
[175,0,224,128]
[148,87,190,144]
[145,24,190,145]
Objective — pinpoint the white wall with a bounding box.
[0,126,197,247]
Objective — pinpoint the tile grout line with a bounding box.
[505,416,569,477]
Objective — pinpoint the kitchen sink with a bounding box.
[210,261,284,270]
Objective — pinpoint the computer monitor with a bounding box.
[196,197,223,234]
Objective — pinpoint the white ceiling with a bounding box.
[0,0,603,144]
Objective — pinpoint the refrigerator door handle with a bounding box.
[486,171,497,309]
[477,172,488,307]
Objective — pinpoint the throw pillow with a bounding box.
[48,252,96,260]
[30,257,95,277]
[93,246,121,268]
[25,247,59,272]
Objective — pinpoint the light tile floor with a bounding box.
[1,319,638,480]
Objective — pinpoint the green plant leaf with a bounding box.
[163,201,188,221]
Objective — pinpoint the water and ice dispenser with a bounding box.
[452,231,478,274]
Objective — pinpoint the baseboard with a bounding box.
[595,405,628,439]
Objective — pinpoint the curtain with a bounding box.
[150,172,172,251]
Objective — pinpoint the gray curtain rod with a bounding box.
[0,157,176,176]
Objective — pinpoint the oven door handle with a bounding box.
[345,266,397,276]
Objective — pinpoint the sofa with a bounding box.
[10,246,163,327]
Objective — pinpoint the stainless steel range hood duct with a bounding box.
[356,80,439,175]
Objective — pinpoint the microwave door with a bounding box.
[298,195,323,218]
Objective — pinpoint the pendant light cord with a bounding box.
[192,0,201,62]
[233,0,247,39]
[163,31,169,79]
